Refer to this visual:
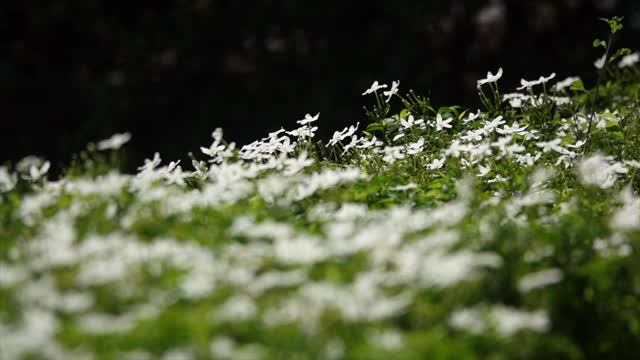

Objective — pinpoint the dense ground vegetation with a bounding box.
[2,19,640,360]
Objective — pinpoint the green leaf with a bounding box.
[365,123,385,132]
[593,39,606,49]
[570,80,586,92]
[609,48,632,63]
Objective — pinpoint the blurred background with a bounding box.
[2,0,640,171]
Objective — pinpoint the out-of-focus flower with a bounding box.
[594,53,606,69]
[552,76,581,92]
[23,161,50,182]
[97,132,131,151]
[0,166,17,192]
[578,154,627,189]
[518,268,563,293]
[618,52,639,68]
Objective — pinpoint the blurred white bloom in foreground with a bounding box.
[618,52,639,68]
[578,154,627,189]
[97,132,131,150]
[362,81,387,95]
[610,186,640,231]
[518,268,563,293]
[22,161,50,182]
[16,155,44,174]
[368,328,404,350]
[450,306,549,336]
[0,166,17,192]
[594,53,606,69]
[491,306,549,336]
[477,67,503,88]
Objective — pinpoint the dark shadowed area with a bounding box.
[2,0,639,171]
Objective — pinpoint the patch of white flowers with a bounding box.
[2,63,640,358]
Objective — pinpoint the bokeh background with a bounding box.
[2,0,640,171]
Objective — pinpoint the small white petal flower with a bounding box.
[362,81,388,95]
[477,164,491,177]
[383,80,400,102]
[463,110,481,124]
[433,114,453,131]
[517,73,556,90]
[297,112,320,125]
[477,67,503,88]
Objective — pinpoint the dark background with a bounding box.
[2,0,640,170]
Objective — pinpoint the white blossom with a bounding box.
[362,81,387,95]
[97,132,132,150]
[477,67,503,88]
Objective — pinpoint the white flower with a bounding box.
[23,161,50,182]
[483,116,506,132]
[594,53,606,69]
[578,154,626,189]
[477,67,503,88]
[490,306,549,336]
[287,125,318,138]
[433,114,453,131]
[0,166,17,192]
[610,186,640,230]
[341,135,359,155]
[552,76,581,92]
[473,162,493,179]
[362,81,387,95]
[518,268,563,293]
[327,123,359,147]
[427,157,446,170]
[450,308,486,334]
[517,73,556,90]
[566,139,586,149]
[618,52,639,68]
[138,152,162,174]
[535,138,562,153]
[495,122,529,135]
[357,135,382,149]
[97,132,132,151]
[516,152,541,167]
[400,114,423,129]
[451,305,549,337]
[383,80,400,102]
[327,130,347,147]
[297,112,320,125]
[463,110,481,124]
